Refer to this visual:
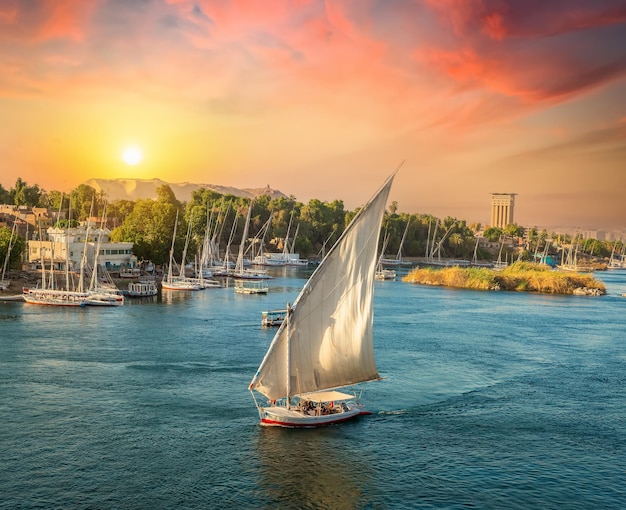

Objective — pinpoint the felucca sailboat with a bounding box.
[23,194,90,306]
[249,170,396,427]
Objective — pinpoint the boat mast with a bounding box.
[167,211,179,283]
[429,219,440,262]
[472,237,479,264]
[425,220,431,263]
[1,220,17,286]
[38,222,46,291]
[396,219,410,261]
[213,200,229,264]
[257,215,272,260]
[285,302,292,409]
[283,206,295,261]
[65,196,72,291]
[236,200,253,273]
[224,216,238,270]
[79,197,95,293]
[50,194,65,291]
[200,200,214,270]
[290,223,300,256]
[90,204,107,292]
[179,211,193,278]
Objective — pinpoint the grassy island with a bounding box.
[403,262,606,295]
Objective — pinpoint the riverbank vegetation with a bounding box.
[403,262,606,295]
[1,178,623,269]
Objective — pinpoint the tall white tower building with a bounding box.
[490,193,516,229]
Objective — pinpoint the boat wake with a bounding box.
[377,409,411,416]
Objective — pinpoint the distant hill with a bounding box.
[82,178,288,203]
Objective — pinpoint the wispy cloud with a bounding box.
[1,1,625,228]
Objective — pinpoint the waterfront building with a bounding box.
[0,205,54,241]
[490,193,517,229]
[27,225,136,272]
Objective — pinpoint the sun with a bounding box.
[122,146,143,166]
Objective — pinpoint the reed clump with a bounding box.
[403,261,606,295]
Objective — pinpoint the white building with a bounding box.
[27,225,136,272]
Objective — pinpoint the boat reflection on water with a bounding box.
[254,427,377,508]
[123,294,158,305]
[160,289,196,304]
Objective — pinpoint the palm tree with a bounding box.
[448,233,463,257]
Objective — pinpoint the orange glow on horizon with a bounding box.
[0,1,624,229]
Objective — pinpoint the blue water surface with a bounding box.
[1,267,625,509]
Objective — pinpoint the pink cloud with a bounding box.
[35,0,93,42]
[0,2,18,24]
[426,0,626,39]
[418,0,626,112]
[1,0,624,135]
[0,0,96,43]
[482,12,506,40]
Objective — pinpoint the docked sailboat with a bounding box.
[375,231,397,280]
[380,219,411,267]
[84,205,125,306]
[249,170,395,427]
[0,220,17,291]
[161,211,201,291]
[607,242,625,270]
[233,200,270,293]
[24,196,90,306]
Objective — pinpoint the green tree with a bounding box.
[39,190,64,210]
[156,185,180,207]
[70,184,98,220]
[0,226,25,271]
[0,183,10,203]
[300,198,345,254]
[469,222,482,233]
[110,185,181,265]
[448,233,464,257]
[10,178,41,206]
[504,223,525,238]
[484,226,502,242]
[107,200,135,229]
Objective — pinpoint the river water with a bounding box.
[1,268,625,509]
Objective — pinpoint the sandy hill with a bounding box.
[82,178,287,203]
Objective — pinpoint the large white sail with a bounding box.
[250,173,394,401]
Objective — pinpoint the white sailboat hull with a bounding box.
[161,279,201,291]
[258,403,368,428]
[23,289,89,307]
[84,293,125,306]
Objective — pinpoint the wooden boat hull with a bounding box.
[258,404,368,428]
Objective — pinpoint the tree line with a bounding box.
[0,177,621,269]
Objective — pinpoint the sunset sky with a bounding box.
[2,0,625,230]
